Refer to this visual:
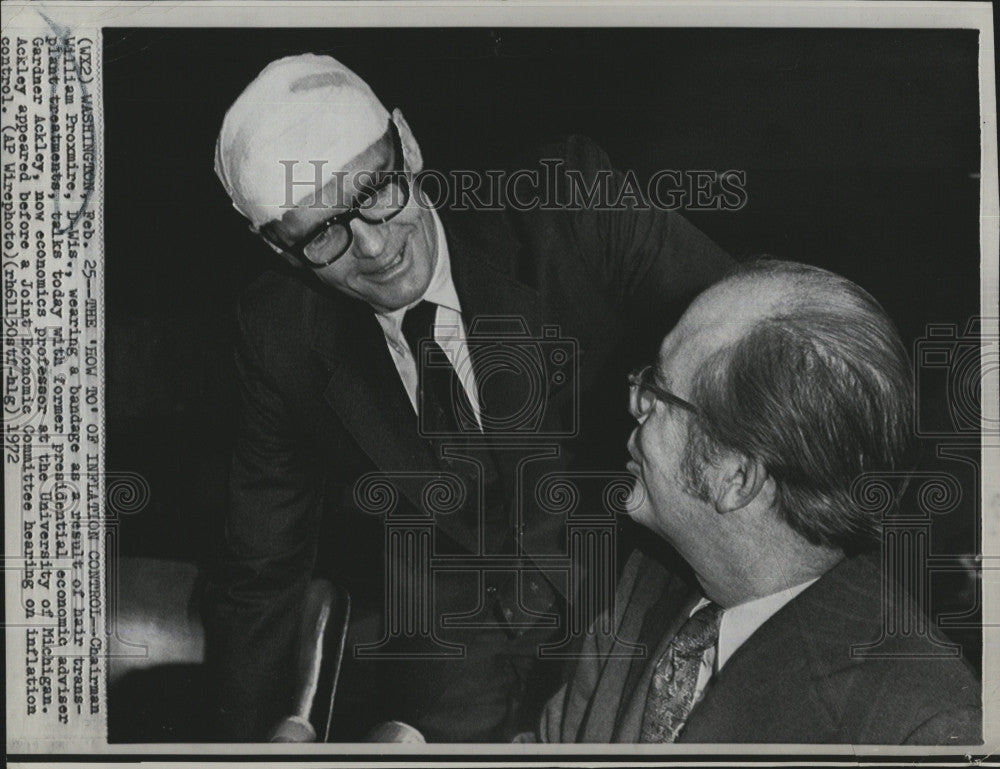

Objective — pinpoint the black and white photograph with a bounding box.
[3,1,997,764]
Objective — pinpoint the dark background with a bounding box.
[102,28,985,666]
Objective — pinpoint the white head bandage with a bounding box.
[214,53,391,228]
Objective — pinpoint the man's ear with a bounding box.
[392,108,424,175]
[712,452,770,514]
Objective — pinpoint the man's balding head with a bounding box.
[625,259,913,603]
[678,260,915,551]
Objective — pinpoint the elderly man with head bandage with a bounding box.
[205,53,732,741]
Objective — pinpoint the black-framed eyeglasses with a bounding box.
[628,365,700,419]
[260,119,410,269]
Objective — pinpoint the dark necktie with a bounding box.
[401,300,478,435]
[639,601,724,743]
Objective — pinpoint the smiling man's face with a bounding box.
[264,118,437,313]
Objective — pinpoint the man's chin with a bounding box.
[348,283,422,313]
[362,275,431,313]
[624,478,648,521]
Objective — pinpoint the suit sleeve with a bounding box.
[555,135,734,328]
[494,138,732,630]
[201,303,325,740]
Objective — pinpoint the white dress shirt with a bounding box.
[374,209,483,430]
[689,578,819,705]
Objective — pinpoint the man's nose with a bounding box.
[351,219,387,258]
[626,429,639,458]
[627,396,650,424]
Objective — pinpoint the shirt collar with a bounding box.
[691,577,819,672]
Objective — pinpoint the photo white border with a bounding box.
[3,0,996,763]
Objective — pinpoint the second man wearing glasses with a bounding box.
[207,53,732,741]
[539,260,981,745]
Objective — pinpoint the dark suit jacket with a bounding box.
[542,549,982,744]
[202,136,734,738]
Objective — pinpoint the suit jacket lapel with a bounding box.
[444,215,555,518]
[678,553,881,742]
[445,212,549,429]
[568,551,694,742]
[612,575,701,741]
[309,287,480,552]
[310,288,430,468]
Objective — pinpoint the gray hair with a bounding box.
[682,259,914,552]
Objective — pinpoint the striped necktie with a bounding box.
[401,300,478,434]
